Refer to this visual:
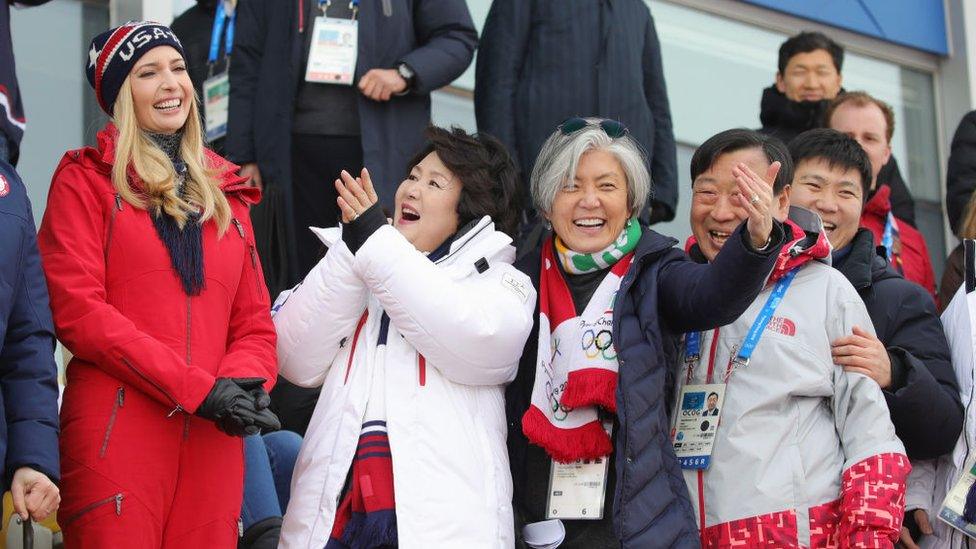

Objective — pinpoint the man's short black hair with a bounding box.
[690,129,794,195]
[788,128,872,201]
[778,31,844,74]
[707,392,719,400]
[408,126,521,239]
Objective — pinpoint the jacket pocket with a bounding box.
[61,492,124,528]
[99,387,125,458]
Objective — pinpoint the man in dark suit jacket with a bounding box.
[226,0,477,291]
[475,0,678,225]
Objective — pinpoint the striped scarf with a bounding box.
[522,221,640,462]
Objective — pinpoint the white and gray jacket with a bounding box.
[274,217,535,549]
[678,209,909,547]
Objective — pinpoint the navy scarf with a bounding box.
[147,131,205,295]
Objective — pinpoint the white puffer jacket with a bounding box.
[274,218,536,549]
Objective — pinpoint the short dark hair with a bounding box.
[690,129,794,194]
[778,31,844,74]
[788,128,872,200]
[408,126,521,239]
[707,392,719,399]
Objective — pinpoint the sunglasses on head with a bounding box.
[558,117,629,138]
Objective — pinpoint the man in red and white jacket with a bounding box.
[680,128,909,547]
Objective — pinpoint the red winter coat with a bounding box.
[861,184,937,303]
[37,124,276,545]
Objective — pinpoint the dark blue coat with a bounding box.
[475,0,678,221]
[225,0,477,204]
[507,223,782,548]
[0,161,59,486]
[835,228,963,460]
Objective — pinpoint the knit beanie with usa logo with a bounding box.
[86,21,185,116]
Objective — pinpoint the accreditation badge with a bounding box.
[203,71,230,141]
[672,383,726,470]
[545,420,612,520]
[305,16,358,85]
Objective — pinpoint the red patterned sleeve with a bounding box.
[838,452,911,547]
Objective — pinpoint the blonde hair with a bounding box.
[111,77,231,235]
[960,192,976,240]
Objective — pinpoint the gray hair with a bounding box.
[530,118,652,216]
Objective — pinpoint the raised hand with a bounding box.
[732,161,781,249]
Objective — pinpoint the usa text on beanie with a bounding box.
[86,21,185,116]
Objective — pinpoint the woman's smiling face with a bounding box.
[393,152,462,253]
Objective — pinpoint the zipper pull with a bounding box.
[114,194,123,211]
[167,404,184,418]
[115,493,123,515]
[118,387,125,407]
[249,246,258,268]
[238,517,244,537]
[232,218,245,238]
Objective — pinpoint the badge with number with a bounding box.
[305,17,358,85]
[203,72,230,141]
[545,420,612,520]
[672,383,725,470]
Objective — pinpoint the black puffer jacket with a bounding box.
[758,85,917,226]
[946,110,976,234]
[835,228,963,459]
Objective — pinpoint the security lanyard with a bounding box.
[685,268,798,382]
[208,1,235,65]
[319,0,360,17]
[881,212,897,261]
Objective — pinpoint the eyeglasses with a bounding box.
[558,117,629,138]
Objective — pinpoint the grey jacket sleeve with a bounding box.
[398,0,478,95]
[828,297,905,466]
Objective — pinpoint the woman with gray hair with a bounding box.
[505,118,786,548]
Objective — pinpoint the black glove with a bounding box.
[196,378,281,437]
[234,377,272,411]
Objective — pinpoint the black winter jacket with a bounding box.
[507,222,783,548]
[946,110,976,234]
[475,0,678,222]
[758,85,917,226]
[835,228,963,459]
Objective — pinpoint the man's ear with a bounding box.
[775,72,786,94]
[775,184,792,222]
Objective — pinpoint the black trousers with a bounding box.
[290,133,364,280]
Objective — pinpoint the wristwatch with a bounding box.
[396,62,416,90]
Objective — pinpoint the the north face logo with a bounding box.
[765,316,795,336]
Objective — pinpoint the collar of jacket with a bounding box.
[758,85,835,134]
[834,227,886,291]
[91,122,259,204]
[313,215,518,267]
[864,181,893,221]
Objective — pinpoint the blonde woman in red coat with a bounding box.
[37,22,279,548]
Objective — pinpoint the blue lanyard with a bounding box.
[208,2,235,65]
[881,212,896,260]
[684,268,798,379]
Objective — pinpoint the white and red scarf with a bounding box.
[522,222,639,463]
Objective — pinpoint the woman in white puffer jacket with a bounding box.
[273,127,535,549]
